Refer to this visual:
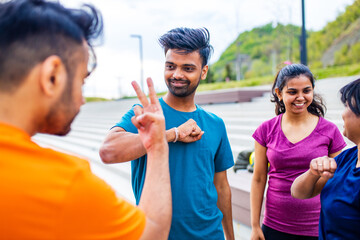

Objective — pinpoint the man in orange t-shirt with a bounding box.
[0,0,171,239]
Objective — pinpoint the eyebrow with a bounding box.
[287,86,312,90]
[183,64,196,67]
[165,61,196,67]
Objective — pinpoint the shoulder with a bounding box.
[263,115,279,125]
[197,106,223,121]
[315,117,342,137]
[44,147,91,170]
[318,117,339,129]
[197,107,227,128]
[113,104,142,131]
[335,146,358,166]
[59,157,146,238]
[252,115,280,145]
[256,115,280,132]
[159,98,168,110]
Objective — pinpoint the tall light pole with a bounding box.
[130,34,144,91]
[300,0,307,65]
[235,41,241,81]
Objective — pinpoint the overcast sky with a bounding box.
[61,0,354,98]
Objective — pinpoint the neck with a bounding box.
[0,93,41,136]
[163,92,196,112]
[283,111,315,125]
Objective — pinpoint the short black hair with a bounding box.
[340,78,360,116]
[271,63,326,117]
[158,27,213,67]
[0,0,103,92]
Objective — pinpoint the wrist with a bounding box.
[173,127,179,143]
[147,138,168,153]
[165,128,178,143]
[308,169,321,178]
[251,222,261,229]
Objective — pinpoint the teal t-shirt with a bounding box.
[115,98,234,240]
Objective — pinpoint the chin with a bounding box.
[54,127,71,136]
[39,126,71,136]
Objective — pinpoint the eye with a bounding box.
[288,91,296,95]
[165,65,174,70]
[303,89,312,93]
[183,67,194,72]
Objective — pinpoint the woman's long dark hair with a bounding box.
[271,64,326,117]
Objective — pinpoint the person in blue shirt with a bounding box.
[100,27,235,240]
[291,78,360,239]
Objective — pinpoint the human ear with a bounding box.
[275,88,282,101]
[39,56,67,97]
[201,65,209,80]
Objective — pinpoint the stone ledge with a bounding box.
[195,89,270,105]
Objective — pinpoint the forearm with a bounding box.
[217,185,234,240]
[250,178,266,228]
[100,130,147,163]
[138,142,171,239]
[100,128,176,164]
[291,170,321,199]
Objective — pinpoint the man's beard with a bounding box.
[166,76,201,98]
[40,80,78,136]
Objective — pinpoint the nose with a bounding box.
[296,92,305,100]
[172,68,184,79]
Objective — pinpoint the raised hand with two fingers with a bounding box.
[131,77,167,151]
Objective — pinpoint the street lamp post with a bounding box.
[130,34,144,91]
[236,41,241,81]
[300,0,307,65]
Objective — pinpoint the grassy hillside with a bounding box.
[208,0,360,84]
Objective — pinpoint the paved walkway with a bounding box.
[33,75,358,240]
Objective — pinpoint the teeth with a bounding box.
[295,103,305,106]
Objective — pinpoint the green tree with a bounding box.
[224,63,236,81]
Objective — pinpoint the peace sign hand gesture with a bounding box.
[131,77,167,152]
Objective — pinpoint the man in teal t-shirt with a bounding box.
[100,27,235,240]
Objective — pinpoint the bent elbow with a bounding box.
[290,189,298,199]
[99,145,115,164]
[290,185,306,200]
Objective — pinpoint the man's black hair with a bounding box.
[0,0,103,92]
[340,78,360,116]
[158,27,213,67]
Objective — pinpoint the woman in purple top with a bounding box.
[250,64,346,240]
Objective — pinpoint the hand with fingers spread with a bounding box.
[131,78,167,151]
[309,156,337,179]
[176,119,204,143]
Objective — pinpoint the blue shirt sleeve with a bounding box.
[113,104,139,134]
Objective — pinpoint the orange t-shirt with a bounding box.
[0,122,146,239]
